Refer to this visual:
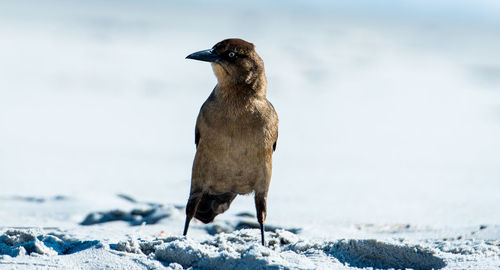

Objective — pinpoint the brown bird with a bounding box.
[183,38,278,245]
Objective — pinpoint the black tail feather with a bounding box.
[195,192,237,223]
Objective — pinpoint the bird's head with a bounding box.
[186,38,265,90]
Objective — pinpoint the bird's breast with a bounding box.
[192,117,273,194]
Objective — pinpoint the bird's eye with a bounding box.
[228,52,236,58]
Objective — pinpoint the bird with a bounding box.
[182,38,278,245]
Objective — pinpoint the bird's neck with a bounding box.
[215,74,267,103]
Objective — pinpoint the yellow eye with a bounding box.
[228,52,236,58]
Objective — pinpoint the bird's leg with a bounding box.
[183,191,202,236]
[254,193,267,246]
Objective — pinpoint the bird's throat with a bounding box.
[212,65,267,99]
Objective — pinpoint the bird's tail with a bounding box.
[195,192,237,223]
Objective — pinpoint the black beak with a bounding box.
[186,49,220,63]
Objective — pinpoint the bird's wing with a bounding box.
[273,136,277,152]
[195,126,200,148]
[194,90,216,148]
[267,99,279,152]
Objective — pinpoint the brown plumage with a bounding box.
[183,38,278,245]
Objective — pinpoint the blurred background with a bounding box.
[1,0,499,234]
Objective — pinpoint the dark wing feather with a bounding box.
[194,90,217,148]
[267,100,278,152]
[195,127,200,148]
